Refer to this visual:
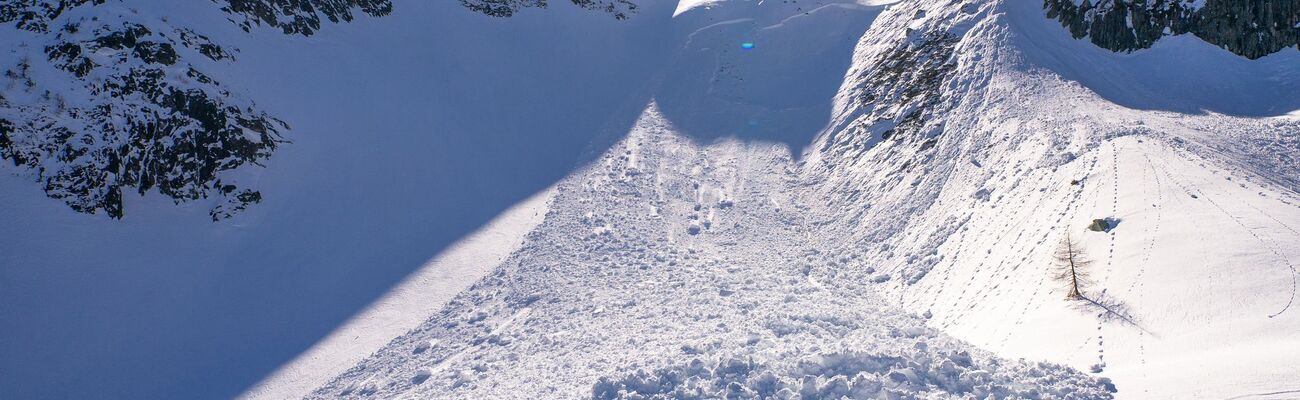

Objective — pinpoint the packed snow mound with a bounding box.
[593,350,1112,400]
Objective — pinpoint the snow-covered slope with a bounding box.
[309,101,1114,399]
[3,0,1298,399]
[805,1,1300,398]
[1,1,667,398]
[311,0,1300,399]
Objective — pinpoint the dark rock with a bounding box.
[832,31,959,147]
[1087,218,1120,232]
[460,0,637,19]
[220,0,393,36]
[0,0,105,33]
[1045,0,1300,59]
[0,0,640,221]
[3,16,285,220]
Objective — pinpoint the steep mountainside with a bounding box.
[808,0,1300,397]
[2,0,1298,399]
[0,0,634,220]
[1,1,659,399]
[462,0,638,19]
[0,2,291,219]
[311,0,1300,398]
[311,101,1115,399]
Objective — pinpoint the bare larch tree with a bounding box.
[1053,233,1093,299]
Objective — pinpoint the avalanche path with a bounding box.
[311,103,1115,399]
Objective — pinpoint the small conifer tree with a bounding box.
[1053,233,1093,299]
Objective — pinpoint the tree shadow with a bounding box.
[1074,293,1156,337]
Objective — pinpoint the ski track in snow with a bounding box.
[1224,388,1300,400]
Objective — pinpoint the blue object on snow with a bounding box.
[741,42,755,49]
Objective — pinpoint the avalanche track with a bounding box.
[3,0,1298,399]
[309,103,1115,399]
[311,1,1300,399]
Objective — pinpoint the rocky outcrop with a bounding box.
[0,0,102,33]
[0,0,406,220]
[818,30,960,159]
[461,0,637,19]
[856,32,959,145]
[220,0,393,36]
[0,1,394,36]
[1045,0,1300,59]
[0,17,286,220]
[0,0,638,220]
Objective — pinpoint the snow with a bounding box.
[3,0,1299,399]
[659,0,893,152]
[308,103,1113,399]
[800,2,1300,399]
[900,133,1300,398]
[0,1,678,398]
[237,186,554,400]
[673,0,723,17]
[1005,0,1300,117]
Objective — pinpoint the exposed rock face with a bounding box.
[461,0,637,19]
[856,32,959,145]
[0,1,311,220]
[0,0,403,220]
[0,0,101,32]
[0,16,286,220]
[1,0,394,36]
[819,30,960,160]
[1045,0,1300,59]
[220,0,393,36]
[0,0,631,220]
